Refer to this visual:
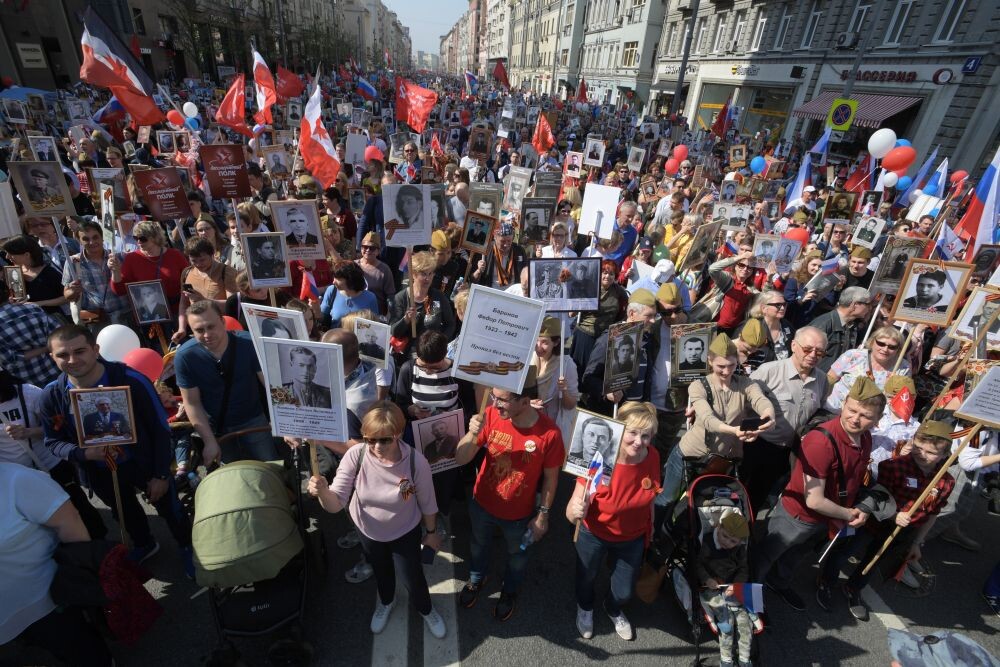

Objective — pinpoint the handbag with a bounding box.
[635,561,668,603]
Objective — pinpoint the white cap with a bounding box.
[652,259,676,283]
[803,185,817,193]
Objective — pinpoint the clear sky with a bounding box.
[382,0,469,56]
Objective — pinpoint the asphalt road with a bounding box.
[3,472,998,667]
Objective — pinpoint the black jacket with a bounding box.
[472,243,529,288]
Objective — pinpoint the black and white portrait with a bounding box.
[286,101,302,124]
[127,280,171,324]
[563,409,625,482]
[157,131,175,153]
[349,188,367,214]
[892,259,972,327]
[729,144,746,166]
[260,145,292,179]
[719,180,738,203]
[243,232,292,289]
[772,238,803,275]
[497,112,514,138]
[852,216,886,250]
[972,245,1000,282]
[564,151,583,179]
[870,237,929,296]
[461,212,495,254]
[2,99,26,124]
[337,102,353,119]
[413,408,465,473]
[260,338,348,442]
[70,386,136,448]
[677,334,708,371]
[822,193,857,223]
[468,127,491,159]
[269,200,324,260]
[354,317,390,369]
[4,266,26,300]
[27,136,58,162]
[503,170,531,213]
[752,234,779,268]
[8,161,75,217]
[521,197,555,243]
[861,190,883,210]
[240,304,309,357]
[381,183,433,247]
[950,287,1000,348]
[583,138,605,168]
[469,183,502,219]
[626,147,645,173]
[680,219,724,273]
[526,106,540,127]
[529,257,600,312]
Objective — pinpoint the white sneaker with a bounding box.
[608,609,633,640]
[423,606,447,639]
[370,597,395,633]
[576,606,593,639]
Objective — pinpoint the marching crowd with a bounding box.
[2,68,1000,667]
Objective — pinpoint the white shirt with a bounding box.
[541,246,577,258]
[0,385,59,471]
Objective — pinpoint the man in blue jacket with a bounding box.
[39,324,192,574]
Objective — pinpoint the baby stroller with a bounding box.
[192,452,318,667]
[651,469,763,666]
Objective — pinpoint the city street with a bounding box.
[5,473,997,666]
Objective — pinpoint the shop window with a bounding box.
[848,3,871,33]
[750,16,767,51]
[773,8,791,50]
[800,3,823,48]
[622,41,639,68]
[933,0,965,43]
[883,0,915,46]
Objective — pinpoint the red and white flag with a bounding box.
[252,49,277,125]
[532,112,555,156]
[215,73,253,137]
[299,80,341,188]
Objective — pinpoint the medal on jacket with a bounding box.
[641,477,653,490]
[398,477,415,501]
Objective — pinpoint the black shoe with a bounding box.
[494,591,517,621]
[766,583,805,611]
[816,583,833,611]
[843,585,869,622]
[459,577,487,609]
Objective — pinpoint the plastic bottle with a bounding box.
[519,526,534,551]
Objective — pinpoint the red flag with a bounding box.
[711,93,733,139]
[276,66,305,99]
[129,34,141,60]
[299,82,341,188]
[532,112,555,156]
[394,77,438,133]
[576,78,588,103]
[492,60,510,89]
[431,132,444,156]
[890,386,915,422]
[251,48,277,125]
[215,73,253,137]
[844,152,872,195]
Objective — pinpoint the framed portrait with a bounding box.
[156,130,175,153]
[497,109,515,139]
[851,216,886,250]
[381,183,433,247]
[468,127,492,160]
[718,180,738,203]
[822,192,857,224]
[971,245,1000,282]
[583,138,605,168]
[8,161,76,218]
[751,234,780,269]
[671,322,715,384]
[4,265,26,300]
[748,178,767,202]
[578,183,621,240]
[603,321,644,394]
[242,232,292,289]
[127,280,171,325]
[948,286,1000,349]
[502,169,532,214]
[1,99,26,124]
[269,200,325,261]
[564,151,584,179]
[349,188,367,215]
[26,136,58,162]
[859,190,883,211]
[520,197,556,243]
[890,258,973,327]
[412,408,465,474]
[869,237,930,296]
[260,145,292,180]
[772,237,804,275]
[562,408,624,483]
[285,101,302,124]
[174,131,191,154]
[763,159,785,180]
[337,102,352,118]
[354,318,391,369]
[721,204,752,232]
[626,147,646,173]
[240,303,310,358]
[955,365,1000,431]
[137,126,151,144]
[470,183,503,219]
[70,386,137,448]
[420,166,440,184]
[260,338,349,442]
[343,133,367,167]
[461,212,496,255]
[529,257,600,312]
[728,144,747,168]
[680,219,724,273]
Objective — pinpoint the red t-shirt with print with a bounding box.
[577,447,661,542]
[474,405,565,521]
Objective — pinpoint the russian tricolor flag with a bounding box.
[357,77,377,101]
[300,269,320,301]
[820,257,840,276]
[955,145,1000,260]
[465,71,479,96]
[730,583,765,614]
[784,152,812,208]
[586,450,605,494]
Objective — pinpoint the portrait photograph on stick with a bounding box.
[671,322,715,383]
[240,303,310,357]
[603,321,643,395]
[852,216,886,250]
[127,280,171,325]
[259,145,293,180]
[412,408,465,473]
[242,232,292,289]
[529,257,600,312]
[948,286,1000,349]
[869,237,929,296]
[890,258,972,327]
[382,183,433,247]
[564,151,583,179]
[354,317,391,369]
[562,408,624,483]
[4,265,26,300]
[583,138,605,168]
[8,161,75,217]
[70,386,137,448]
[469,182,503,218]
[520,198,555,244]
[461,212,496,255]
[269,200,325,261]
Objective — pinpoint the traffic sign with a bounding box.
[827,97,858,131]
[963,56,983,74]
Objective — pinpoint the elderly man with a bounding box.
[472,222,528,290]
[744,327,829,511]
[649,283,689,456]
[807,287,872,373]
[605,201,639,266]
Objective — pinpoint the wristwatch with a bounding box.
[538,505,550,515]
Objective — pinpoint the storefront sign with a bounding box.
[730,64,760,77]
[15,43,47,69]
[660,63,698,77]
[839,69,917,84]
[140,47,152,55]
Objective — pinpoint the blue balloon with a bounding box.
[896,175,913,190]
[750,156,767,174]
[923,182,939,195]
[184,117,200,131]
[894,138,912,148]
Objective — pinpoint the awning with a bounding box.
[792,90,922,129]
[650,81,690,93]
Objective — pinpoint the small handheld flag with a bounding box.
[300,269,320,302]
[586,450,605,497]
[820,257,840,276]
[728,583,765,614]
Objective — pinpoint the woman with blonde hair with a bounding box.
[823,325,910,413]
[535,221,577,259]
[308,401,446,638]
[566,401,662,641]
[388,251,456,356]
[108,220,189,324]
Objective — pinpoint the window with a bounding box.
[132,7,146,35]
[884,0,915,45]
[848,2,871,33]
[732,11,746,50]
[773,8,791,49]
[694,17,707,54]
[750,15,767,51]
[713,15,728,53]
[561,49,568,66]
[622,41,639,67]
[933,0,966,42]
[664,22,677,56]
[801,3,823,48]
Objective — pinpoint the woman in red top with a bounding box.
[108,220,189,320]
[708,250,758,334]
[565,401,661,642]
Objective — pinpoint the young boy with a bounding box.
[154,380,192,482]
[697,509,758,667]
[842,420,956,621]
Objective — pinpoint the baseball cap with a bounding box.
[803,185,817,193]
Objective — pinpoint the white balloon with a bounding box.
[868,128,897,159]
[882,171,899,188]
[909,189,923,204]
[95,325,141,362]
[182,101,199,118]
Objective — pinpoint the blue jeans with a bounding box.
[468,498,532,594]
[656,445,686,506]
[574,525,644,615]
[985,561,1000,598]
[220,414,279,463]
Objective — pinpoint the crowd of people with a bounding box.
[1,65,999,667]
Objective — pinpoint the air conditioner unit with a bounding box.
[835,32,859,49]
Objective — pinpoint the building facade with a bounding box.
[482,0,511,81]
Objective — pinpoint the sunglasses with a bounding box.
[735,262,751,269]
[361,245,378,251]
[874,340,899,351]
[767,302,787,309]
[796,344,826,356]
[135,236,149,242]
[363,436,395,446]
[659,306,680,315]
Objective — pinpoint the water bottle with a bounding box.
[519,527,534,551]
[452,277,465,293]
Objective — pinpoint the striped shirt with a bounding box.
[411,363,459,413]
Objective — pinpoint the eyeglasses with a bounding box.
[551,233,566,238]
[767,302,787,309]
[361,245,378,251]
[403,148,416,153]
[490,393,519,406]
[363,436,395,446]
[874,339,899,351]
[659,306,680,315]
[796,344,826,356]
[833,230,846,235]
[135,236,149,242]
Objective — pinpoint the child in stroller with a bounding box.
[695,509,760,667]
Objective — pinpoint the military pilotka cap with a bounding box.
[709,333,737,358]
[431,230,449,250]
[884,375,916,397]
[850,246,873,260]
[538,316,561,337]
[656,282,680,305]
[719,510,749,539]
[739,319,767,347]
[629,288,657,307]
[848,376,883,401]
[916,420,953,440]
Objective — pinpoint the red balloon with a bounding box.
[881,146,916,173]
[123,348,163,383]
[665,158,680,174]
[672,144,689,161]
[950,170,969,183]
[223,315,244,331]
[166,109,184,126]
[783,227,810,248]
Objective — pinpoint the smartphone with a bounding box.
[182,283,194,292]
[421,545,436,565]
[739,417,764,432]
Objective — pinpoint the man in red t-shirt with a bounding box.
[452,372,565,622]
[754,377,884,612]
